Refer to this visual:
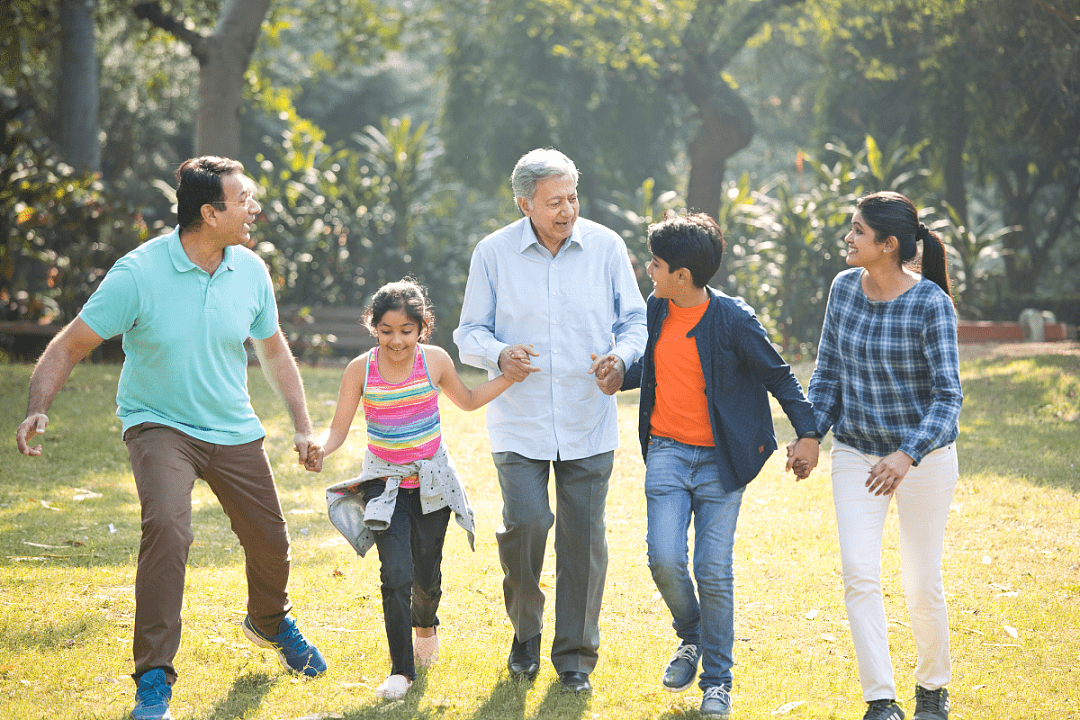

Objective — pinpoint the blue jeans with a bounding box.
[645,436,744,690]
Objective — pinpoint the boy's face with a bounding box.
[646,254,681,299]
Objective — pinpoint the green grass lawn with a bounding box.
[0,346,1077,719]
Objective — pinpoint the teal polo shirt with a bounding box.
[79,227,278,445]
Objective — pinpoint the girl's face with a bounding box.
[843,210,887,268]
[375,308,421,362]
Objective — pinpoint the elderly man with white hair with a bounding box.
[454,148,647,694]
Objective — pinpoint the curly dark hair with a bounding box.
[363,277,435,341]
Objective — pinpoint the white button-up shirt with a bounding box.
[454,217,647,461]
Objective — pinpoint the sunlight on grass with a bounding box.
[1,352,1077,719]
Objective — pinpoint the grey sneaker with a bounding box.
[913,686,949,720]
[863,699,906,720]
[661,642,699,692]
[700,685,732,718]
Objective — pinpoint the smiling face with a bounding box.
[844,210,889,268]
[646,254,680,299]
[519,174,579,251]
[214,172,261,246]
[375,308,421,363]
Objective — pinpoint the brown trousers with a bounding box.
[124,423,292,684]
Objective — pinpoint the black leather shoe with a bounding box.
[559,671,591,694]
[507,634,540,680]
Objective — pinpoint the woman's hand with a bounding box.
[866,451,914,495]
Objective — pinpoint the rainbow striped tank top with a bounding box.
[364,346,442,466]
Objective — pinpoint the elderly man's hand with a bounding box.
[498,344,540,382]
[589,353,624,395]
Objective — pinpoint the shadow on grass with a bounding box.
[341,673,433,719]
[461,677,529,720]
[530,679,589,720]
[960,354,1080,493]
[0,613,108,650]
[190,672,276,720]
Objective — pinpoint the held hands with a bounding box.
[865,450,914,496]
[295,433,324,473]
[498,344,541,382]
[16,413,49,456]
[785,437,820,480]
[588,353,625,395]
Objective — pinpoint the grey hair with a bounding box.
[511,148,579,206]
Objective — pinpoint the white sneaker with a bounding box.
[414,628,440,669]
[375,674,412,700]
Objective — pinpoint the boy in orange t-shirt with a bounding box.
[617,213,820,718]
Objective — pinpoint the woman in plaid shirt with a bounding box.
[801,192,962,720]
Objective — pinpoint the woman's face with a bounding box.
[843,210,886,268]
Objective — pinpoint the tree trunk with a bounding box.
[135,0,271,158]
[678,0,805,219]
[684,77,754,219]
[195,0,271,158]
[58,0,100,173]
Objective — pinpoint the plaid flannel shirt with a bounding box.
[808,268,962,464]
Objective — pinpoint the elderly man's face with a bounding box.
[519,174,579,250]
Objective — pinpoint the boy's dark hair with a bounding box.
[176,156,244,231]
[647,212,725,288]
[364,277,435,341]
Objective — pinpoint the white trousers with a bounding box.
[831,441,958,701]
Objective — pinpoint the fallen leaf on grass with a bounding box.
[1002,625,1019,639]
[772,700,806,714]
[805,609,818,620]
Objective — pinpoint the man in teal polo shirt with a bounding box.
[16,156,327,720]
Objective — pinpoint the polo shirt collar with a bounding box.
[168,225,236,273]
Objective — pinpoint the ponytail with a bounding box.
[857,192,954,303]
[916,222,953,301]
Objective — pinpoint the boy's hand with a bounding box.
[785,437,820,481]
[588,353,624,395]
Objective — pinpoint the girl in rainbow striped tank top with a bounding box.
[312,279,525,701]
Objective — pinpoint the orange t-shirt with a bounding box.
[649,299,714,447]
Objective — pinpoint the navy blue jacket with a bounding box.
[622,289,817,493]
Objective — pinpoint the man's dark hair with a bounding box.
[647,212,726,288]
[175,156,244,232]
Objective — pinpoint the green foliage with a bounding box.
[798,0,1080,300]
[719,134,935,353]
[0,92,147,328]
[438,0,688,217]
[251,115,504,355]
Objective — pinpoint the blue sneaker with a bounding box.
[131,668,172,720]
[242,615,327,677]
[701,685,733,718]
[661,642,699,692]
